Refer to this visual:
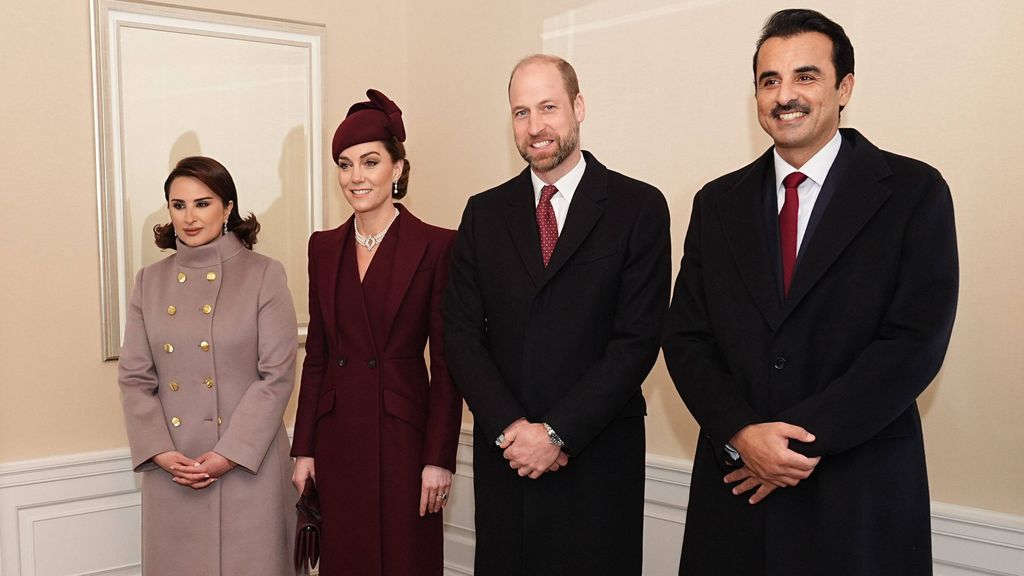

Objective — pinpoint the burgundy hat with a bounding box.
[331,89,405,162]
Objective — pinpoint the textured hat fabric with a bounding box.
[331,89,405,162]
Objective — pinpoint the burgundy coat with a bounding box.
[291,206,462,576]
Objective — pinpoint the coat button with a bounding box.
[200,341,210,352]
[217,416,223,426]
[367,359,377,369]
[206,272,217,281]
[773,356,787,370]
[171,417,181,427]
[177,272,186,283]
[167,305,177,315]
[169,381,179,392]
[163,343,174,353]
[201,304,213,314]
[337,357,347,367]
[204,377,214,389]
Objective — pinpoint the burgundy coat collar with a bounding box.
[316,204,429,351]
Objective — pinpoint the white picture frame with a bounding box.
[91,0,325,359]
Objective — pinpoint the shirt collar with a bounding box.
[773,129,842,189]
[531,154,587,203]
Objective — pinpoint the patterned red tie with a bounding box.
[537,184,559,267]
[780,171,807,297]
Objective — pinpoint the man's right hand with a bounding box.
[729,422,820,487]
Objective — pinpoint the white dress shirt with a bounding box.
[773,130,842,253]
[530,155,587,234]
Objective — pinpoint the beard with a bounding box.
[517,121,580,173]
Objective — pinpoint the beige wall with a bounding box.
[1,0,1021,518]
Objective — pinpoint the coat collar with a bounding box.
[503,150,608,290]
[174,232,245,268]
[717,128,893,330]
[380,204,428,347]
[315,204,429,351]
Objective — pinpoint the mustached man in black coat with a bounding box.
[662,9,958,576]
[444,54,671,576]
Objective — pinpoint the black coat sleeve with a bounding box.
[443,196,529,441]
[662,190,764,464]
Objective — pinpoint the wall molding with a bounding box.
[2,434,1021,575]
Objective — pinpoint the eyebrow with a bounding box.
[338,151,382,162]
[758,64,823,83]
[795,65,823,75]
[170,196,215,202]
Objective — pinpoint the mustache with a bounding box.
[771,100,810,117]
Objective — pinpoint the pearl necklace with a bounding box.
[354,208,400,252]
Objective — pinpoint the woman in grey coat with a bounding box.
[119,156,297,575]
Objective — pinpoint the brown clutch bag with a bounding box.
[294,478,321,575]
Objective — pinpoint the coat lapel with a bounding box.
[504,170,545,287]
[539,153,606,288]
[317,220,350,352]
[381,205,427,347]
[781,130,893,320]
[717,150,786,331]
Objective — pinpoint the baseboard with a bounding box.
[1,433,1020,576]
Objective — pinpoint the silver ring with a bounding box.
[439,492,449,500]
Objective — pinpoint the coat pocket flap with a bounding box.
[315,389,336,421]
[873,410,915,439]
[383,389,427,432]
[575,246,618,264]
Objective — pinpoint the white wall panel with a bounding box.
[1,435,1020,576]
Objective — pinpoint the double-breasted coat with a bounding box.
[291,206,462,576]
[662,129,959,575]
[443,152,671,576]
[119,232,298,576]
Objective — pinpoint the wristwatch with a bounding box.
[723,442,744,468]
[543,422,565,448]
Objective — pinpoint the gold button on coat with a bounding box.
[163,343,174,353]
[167,305,177,315]
[217,417,223,426]
[169,381,180,392]
[200,341,210,352]
[177,272,186,283]
[201,304,212,314]
[204,377,214,389]
[206,272,217,281]
[171,417,181,427]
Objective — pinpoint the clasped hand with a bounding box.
[500,418,569,479]
[153,450,236,490]
[723,422,820,505]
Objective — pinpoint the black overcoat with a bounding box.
[444,152,671,575]
[662,129,958,576]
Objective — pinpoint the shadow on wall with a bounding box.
[139,131,204,268]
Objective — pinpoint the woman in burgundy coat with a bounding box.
[291,89,462,575]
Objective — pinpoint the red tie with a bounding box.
[780,171,807,297]
[537,184,559,267]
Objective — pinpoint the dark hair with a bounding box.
[154,156,260,249]
[382,137,411,200]
[753,9,855,93]
[509,54,581,102]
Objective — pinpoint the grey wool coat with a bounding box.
[119,233,297,576]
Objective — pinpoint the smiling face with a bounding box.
[336,140,402,219]
[167,176,233,247]
[755,31,854,167]
[509,60,586,183]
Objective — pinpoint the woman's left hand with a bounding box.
[188,451,237,490]
[419,464,453,516]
